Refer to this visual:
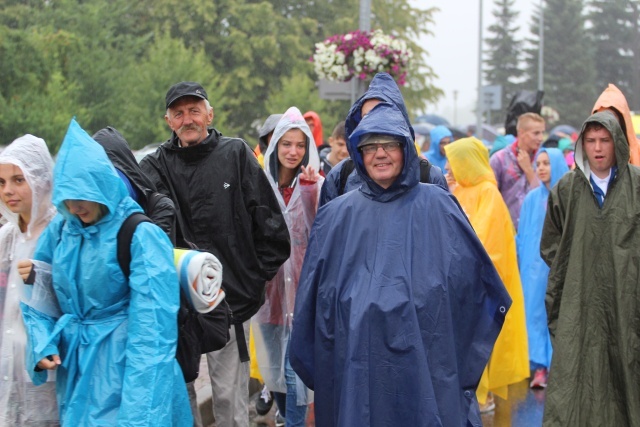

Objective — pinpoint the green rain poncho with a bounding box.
[541,110,640,426]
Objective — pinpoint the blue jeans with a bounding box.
[273,343,307,427]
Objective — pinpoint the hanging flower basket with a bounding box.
[312,29,413,86]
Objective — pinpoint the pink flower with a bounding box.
[313,29,411,86]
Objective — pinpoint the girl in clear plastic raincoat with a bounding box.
[0,135,59,425]
[252,107,323,426]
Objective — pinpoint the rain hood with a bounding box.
[592,83,640,166]
[425,125,453,171]
[0,135,56,238]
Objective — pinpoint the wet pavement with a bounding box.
[196,355,545,427]
[482,380,546,426]
[248,379,545,427]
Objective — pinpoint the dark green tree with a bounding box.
[523,0,597,128]
[0,0,442,151]
[588,0,640,110]
[483,0,524,121]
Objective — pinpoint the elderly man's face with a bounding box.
[361,138,404,189]
[165,96,213,147]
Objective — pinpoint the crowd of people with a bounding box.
[0,74,639,427]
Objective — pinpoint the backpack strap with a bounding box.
[117,212,152,277]
[338,158,356,195]
[419,158,432,183]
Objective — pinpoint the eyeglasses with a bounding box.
[360,141,402,155]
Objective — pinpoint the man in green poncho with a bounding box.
[541,109,640,426]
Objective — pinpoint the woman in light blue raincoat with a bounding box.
[516,147,568,387]
[19,119,192,426]
[424,125,453,172]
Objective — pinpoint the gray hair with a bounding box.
[166,98,213,117]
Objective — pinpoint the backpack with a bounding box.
[338,157,433,194]
[116,208,230,383]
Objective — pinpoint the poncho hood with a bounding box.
[592,83,640,165]
[536,147,569,192]
[425,125,452,169]
[348,104,419,202]
[258,114,283,155]
[445,137,496,188]
[92,126,157,196]
[264,107,319,186]
[53,119,130,225]
[574,110,629,179]
[303,111,324,148]
[345,74,419,202]
[0,135,56,238]
[345,72,415,142]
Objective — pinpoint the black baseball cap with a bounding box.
[165,81,208,109]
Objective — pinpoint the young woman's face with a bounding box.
[277,129,307,171]
[0,163,32,220]
[535,151,551,186]
[64,200,103,224]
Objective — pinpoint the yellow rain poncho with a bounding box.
[445,137,529,403]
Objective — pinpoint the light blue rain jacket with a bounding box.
[21,119,192,426]
[425,125,453,172]
[516,147,569,368]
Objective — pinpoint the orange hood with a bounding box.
[592,84,640,166]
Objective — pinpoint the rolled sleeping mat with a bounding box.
[173,248,225,313]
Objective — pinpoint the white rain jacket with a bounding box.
[0,135,59,425]
[252,107,323,405]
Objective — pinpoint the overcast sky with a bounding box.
[409,0,537,127]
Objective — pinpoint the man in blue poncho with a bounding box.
[289,74,512,427]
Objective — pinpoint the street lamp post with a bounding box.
[453,90,458,127]
[353,0,372,103]
[538,0,544,92]
[476,0,483,141]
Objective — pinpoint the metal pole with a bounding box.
[453,90,458,127]
[476,0,483,141]
[359,0,371,32]
[353,0,372,104]
[538,0,544,91]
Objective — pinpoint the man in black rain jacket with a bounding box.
[140,81,290,427]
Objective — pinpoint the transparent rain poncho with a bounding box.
[0,135,59,425]
[252,107,323,406]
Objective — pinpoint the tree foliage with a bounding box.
[483,0,523,120]
[0,0,441,152]
[588,0,640,110]
[522,0,597,128]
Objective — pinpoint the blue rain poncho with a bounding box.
[516,148,568,369]
[425,125,453,171]
[21,119,192,426]
[290,74,511,427]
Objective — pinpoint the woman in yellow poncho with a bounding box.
[444,137,529,408]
